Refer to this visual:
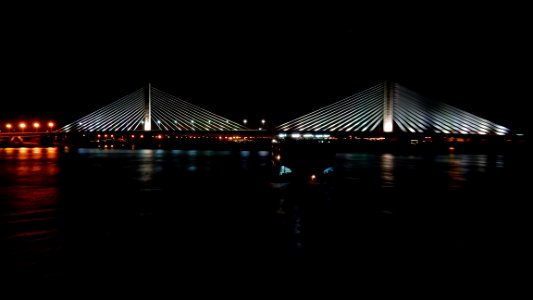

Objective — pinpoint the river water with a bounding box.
[0,147,530,291]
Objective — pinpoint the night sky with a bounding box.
[2,4,531,133]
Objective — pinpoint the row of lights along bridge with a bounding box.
[2,122,55,133]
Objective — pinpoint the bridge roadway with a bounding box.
[0,131,274,148]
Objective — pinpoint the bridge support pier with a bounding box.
[383,81,394,133]
[144,83,152,131]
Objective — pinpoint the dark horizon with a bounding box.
[2,4,531,133]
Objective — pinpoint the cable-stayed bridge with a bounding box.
[276,81,510,136]
[2,81,517,149]
[57,81,510,136]
[59,84,248,133]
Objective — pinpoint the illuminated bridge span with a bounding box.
[276,81,510,135]
[60,84,247,133]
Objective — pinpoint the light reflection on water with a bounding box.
[380,153,395,188]
[138,149,156,184]
[0,147,59,211]
[447,154,467,188]
[336,152,509,190]
[0,147,529,283]
[0,147,61,281]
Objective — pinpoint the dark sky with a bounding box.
[2,3,531,133]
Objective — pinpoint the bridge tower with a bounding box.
[144,83,152,131]
[275,80,510,135]
[383,80,395,133]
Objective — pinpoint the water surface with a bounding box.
[1,147,530,288]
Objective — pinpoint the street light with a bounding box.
[243,119,247,125]
[19,122,26,132]
[48,122,54,132]
[261,119,265,126]
[6,123,12,132]
[33,122,40,132]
